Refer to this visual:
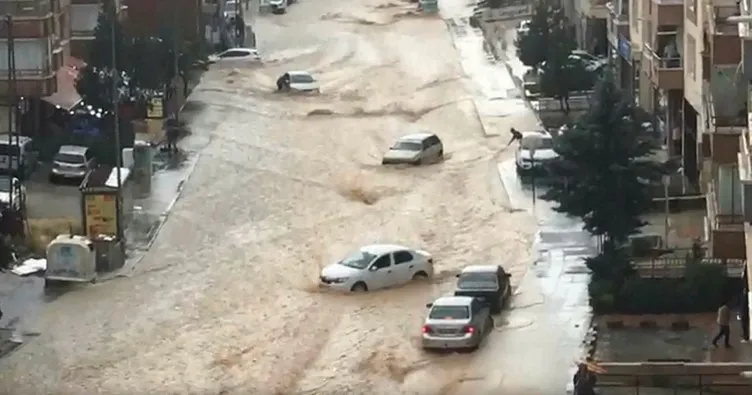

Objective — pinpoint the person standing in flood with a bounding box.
[712,301,732,348]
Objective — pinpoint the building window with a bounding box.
[718,165,743,216]
[687,35,696,79]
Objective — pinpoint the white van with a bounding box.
[0,135,38,178]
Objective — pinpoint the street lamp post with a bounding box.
[525,134,544,209]
[110,5,123,242]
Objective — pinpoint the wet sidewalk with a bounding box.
[441,7,593,393]
[0,101,212,348]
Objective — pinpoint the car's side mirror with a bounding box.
[455,274,460,278]
[425,303,433,308]
[369,266,379,272]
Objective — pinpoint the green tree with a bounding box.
[130,36,168,94]
[157,24,206,99]
[542,74,664,265]
[75,0,130,112]
[515,0,551,69]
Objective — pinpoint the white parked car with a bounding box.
[223,0,241,18]
[208,48,261,64]
[382,133,444,165]
[320,244,434,292]
[0,176,25,212]
[270,0,287,13]
[277,71,320,93]
[515,131,558,173]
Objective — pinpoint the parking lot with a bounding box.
[24,163,82,222]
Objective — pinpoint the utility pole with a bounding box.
[110,4,123,242]
[5,14,15,210]
[173,4,180,122]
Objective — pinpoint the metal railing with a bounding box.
[0,0,51,18]
[707,181,745,231]
[633,255,745,278]
[595,362,752,393]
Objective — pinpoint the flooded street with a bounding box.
[0,0,590,394]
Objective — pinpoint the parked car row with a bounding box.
[318,244,513,352]
[0,135,100,186]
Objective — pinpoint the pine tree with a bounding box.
[542,74,664,259]
[75,0,130,112]
[515,0,550,69]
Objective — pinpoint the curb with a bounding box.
[602,318,692,331]
[113,149,204,279]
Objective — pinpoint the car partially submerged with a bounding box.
[382,133,443,165]
[515,131,558,174]
[277,71,320,93]
[453,265,512,314]
[421,296,494,351]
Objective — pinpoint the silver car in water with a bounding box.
[382,133,443,165]
[421,296,494,351]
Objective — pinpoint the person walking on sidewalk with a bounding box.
[712,301,732,348]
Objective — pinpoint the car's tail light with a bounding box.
[463,326,475,334]
[421,325,432,334]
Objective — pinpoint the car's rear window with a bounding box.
[429,306,469,319]
[290,74,314,83]
[55,153,85,164]
[520,135,553,150]
[393,141,422,151]
[457,272,498,290]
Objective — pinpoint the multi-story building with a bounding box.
[606,0,636,101]
[576,0,610,55]
[70,0,125,60]
[692,0,746,260]
[0,0,71,102]
[123,0,204,44]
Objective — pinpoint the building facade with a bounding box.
[0,0,71,101]
[70,0,125,60]
[577,0,610,55]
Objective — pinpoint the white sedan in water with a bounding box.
[320,244,434,292]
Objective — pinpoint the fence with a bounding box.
[595,362,752,394]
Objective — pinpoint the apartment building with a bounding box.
[606,0,636,101]
[123,0,203,43]
[576,0,610,55]
[0,0,70,101]
[70,0,125,60]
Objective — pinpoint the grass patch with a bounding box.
[27,217,83,255]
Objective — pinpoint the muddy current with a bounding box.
[0,0,540,394]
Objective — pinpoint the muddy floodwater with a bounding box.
[0,0,568,394]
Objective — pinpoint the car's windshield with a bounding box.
[429,305,469,319]
[339,251,377,269]
[520,136,553,150]
[456,272,498,290]
[290,74,314,83]
[392,141,422,151]
[54,153,85,164]
[0,177,12,193]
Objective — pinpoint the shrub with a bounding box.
[588,260,736,314]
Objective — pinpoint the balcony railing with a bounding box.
[707,180,744,231]
[740,131,752,182]
[71,29,95,37]
[644,44,683,89]
[0,0,52,18]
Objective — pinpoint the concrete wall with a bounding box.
[683,0,704,114]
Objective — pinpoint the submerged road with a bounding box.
[0,0,591,393]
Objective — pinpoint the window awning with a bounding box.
[42,57,85,111]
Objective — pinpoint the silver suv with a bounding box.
[421,296,494,351]
[49,145,96,183]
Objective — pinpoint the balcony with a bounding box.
[607,2,629,48]
[583,0,609,19]
[0,0,52,19]
[738,130,752,223]
[651,0,683,26]
[643,45,683,90]
[706,181,745,259]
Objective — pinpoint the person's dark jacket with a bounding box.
[276,75,287,91]
[573,370,596,395]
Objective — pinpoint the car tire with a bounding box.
[412,271,429,281]
[351,282,368,292]
[438,149,443,159]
